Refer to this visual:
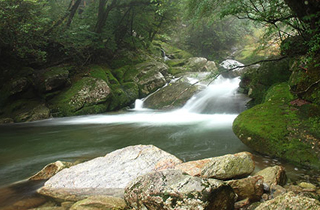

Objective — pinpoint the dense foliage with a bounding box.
[186,0,320,64]
[0,0,182,67]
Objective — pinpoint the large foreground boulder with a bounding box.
[175,152,255,180]
[37,145,182,201]
[124,170,235,210]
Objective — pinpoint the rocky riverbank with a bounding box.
[3,145,320,210]
[0,41,219,124]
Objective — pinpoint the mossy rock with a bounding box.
[109,50,146,69]
[166,59,187,68]
[35,66,71,93]
[233,83,320,169]
[122,82,139,102]
[49,77,111,117]
[240,57,292,106]
[1,99,50,123]
[152,40,193,59]
[89,64,120,86]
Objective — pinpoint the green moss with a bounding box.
[152,40,193,59]
[107,86,130,111]
[122,82,139,101]
[166,59,186,67]
[264,83,295,103]
[233,83,320,169]
[168,67,187,75]
[49,77,111,116]
[109,50,145,69]
[240,58,292,106]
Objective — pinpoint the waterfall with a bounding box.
[134,99,144,110]
[182,75,247,114]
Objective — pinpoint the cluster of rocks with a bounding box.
[13,145,319,210]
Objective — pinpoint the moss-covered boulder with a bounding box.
[0,98,51,123]
[233,83,320,169]
[239,58,292,106]
[49,77,111,117]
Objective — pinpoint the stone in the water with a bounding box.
[29,161,73,181]
[255,191,320,210]
[124,169,235,210]
[254,165,287,187]
[176,152,255,180]
[227,175,264,201]
[70,196,127,210]
[37,145,182,201]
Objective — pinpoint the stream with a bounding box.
[0,73,312,208]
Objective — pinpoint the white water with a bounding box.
[134,99,144,110]
[45,75,247,127]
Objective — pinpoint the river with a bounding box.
[0,73,311,208]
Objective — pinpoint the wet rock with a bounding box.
[0,118,14,124]
[38,145,182,201]
[254,165,287,188]
[174,158,211,177]
[227,175,264,201]
[205,61,218,72]
[11,196,47,210]
[270,184,287,199]
[187,57,208,71]
[255,191,320,210]
[13,103,51,123]
[234,198,250,209]
[143,76,201,109]
[135,61,168,97]
[124,169,235,210]
[70,196,127,210]
[36,67,70,93]
[29,161,73,181]
[8,77,29,95]
[299,182,317,190]
[176,152,255,180]
[29,207,64,210]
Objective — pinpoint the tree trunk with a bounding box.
[284,0,320,29]
[66,0,82,27]
[95,0,118,34]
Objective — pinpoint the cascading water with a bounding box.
[182,75,248,114]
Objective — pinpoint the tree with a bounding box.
[0,0,50,65]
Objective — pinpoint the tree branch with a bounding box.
[227,56,288,71]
